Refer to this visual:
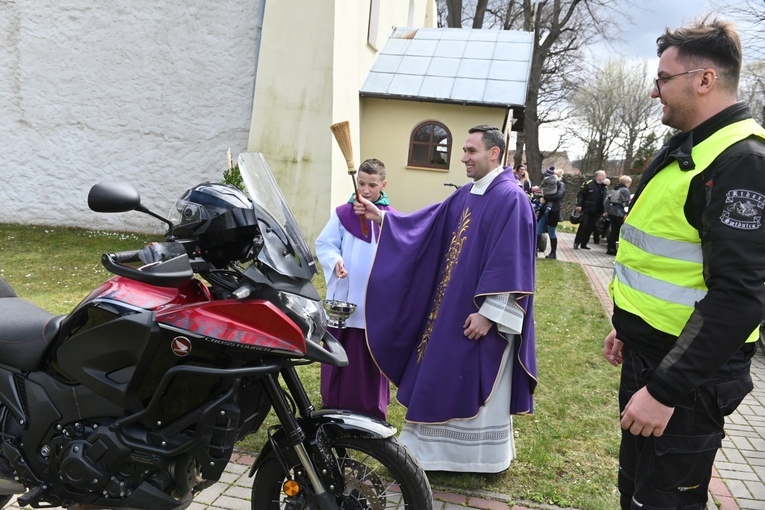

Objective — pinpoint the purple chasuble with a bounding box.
[336,203,391,242]
[366,170,537,423]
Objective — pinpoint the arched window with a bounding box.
[408,121,451,170]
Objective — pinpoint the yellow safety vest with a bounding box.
[611,118,765,342]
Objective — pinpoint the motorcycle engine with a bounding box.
[50,421,202,499]
[1,416,206,509]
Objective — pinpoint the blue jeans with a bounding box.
[536,209,557,239]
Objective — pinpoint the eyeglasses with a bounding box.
[653,68,706,95]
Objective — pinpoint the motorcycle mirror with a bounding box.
[88,181,141,213]
[88,181,176,240]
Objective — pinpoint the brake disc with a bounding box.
[338,458,386,510]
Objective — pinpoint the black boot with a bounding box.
[546,238,557,259]
[537,235,544,252]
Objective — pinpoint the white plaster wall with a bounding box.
[0,0,260,234]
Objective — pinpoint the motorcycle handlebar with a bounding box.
[101,250,194,288]
[108,250,142,263]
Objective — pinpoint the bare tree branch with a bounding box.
[567,59,662,174]
[741,62,765,125]
[612,60,662,173]
[435,0,637,182]
[712,0,765,59]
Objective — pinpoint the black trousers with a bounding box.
[607,214,625,252]
[618,345,753,509]
[574,211,598,246]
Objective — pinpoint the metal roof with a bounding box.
[360,27,533,108]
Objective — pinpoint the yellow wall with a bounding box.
[360,98,508,213]
[248,0,436,244]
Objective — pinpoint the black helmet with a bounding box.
[170,182,258,265]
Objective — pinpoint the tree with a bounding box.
[630,131,660,173]
[567,59,660,175]
[612,60,661,174]
[718,0,765,58]
[443,0,463,27]
[437,0,631,183]
[722,1,765,125]
[740,62,765,126]
[567,61,623,173]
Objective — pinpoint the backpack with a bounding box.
[605,188,627,217]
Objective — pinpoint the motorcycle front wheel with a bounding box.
[251,436,432,509]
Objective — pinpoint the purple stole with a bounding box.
[366,170,538,423]
[336,202,392,242]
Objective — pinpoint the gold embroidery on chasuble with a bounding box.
[416,208,471,362]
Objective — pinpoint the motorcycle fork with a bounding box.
[280,365,315,419]
[262,370,340,510]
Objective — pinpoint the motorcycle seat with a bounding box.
[0,297,63,372]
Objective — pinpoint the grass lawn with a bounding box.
[0,222,621,510]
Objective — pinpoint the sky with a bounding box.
[602,0,755,60]
[610,1,719,59]
[543,0,757,161]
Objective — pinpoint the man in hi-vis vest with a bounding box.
[603,18,765,510]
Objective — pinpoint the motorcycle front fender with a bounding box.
[248,410,397,477]
[309,409,397,438]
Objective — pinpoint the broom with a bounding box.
[330,121,369,237]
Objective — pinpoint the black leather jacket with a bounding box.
[576,178,606,213]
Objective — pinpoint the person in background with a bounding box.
[604,175,632,255]
[573,170,607,249]
[592,177,612,245]
[315,158,392,421]
[536,167,566,259]
[355,125,537,473]
[540,166,558,196]
[534,167,557,224]
[603,18,765,509]
[514,163,532,196]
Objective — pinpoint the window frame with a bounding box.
[407,121,452,171]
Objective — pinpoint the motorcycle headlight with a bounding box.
[277,291,327,345]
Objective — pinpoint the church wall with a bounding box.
[0,0,260,234]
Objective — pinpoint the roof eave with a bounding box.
[359,91,525,111]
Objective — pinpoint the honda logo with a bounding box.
[171,336,192,357]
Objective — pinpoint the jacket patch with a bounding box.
[720,189,765,230]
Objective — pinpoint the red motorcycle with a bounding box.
[0,152,432,510]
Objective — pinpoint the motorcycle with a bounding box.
[0,152,432,510]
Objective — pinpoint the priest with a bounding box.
[354,125,538,473]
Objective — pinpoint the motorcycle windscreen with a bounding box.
[237,152,317,280]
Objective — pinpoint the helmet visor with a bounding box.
[169,199,210,231]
